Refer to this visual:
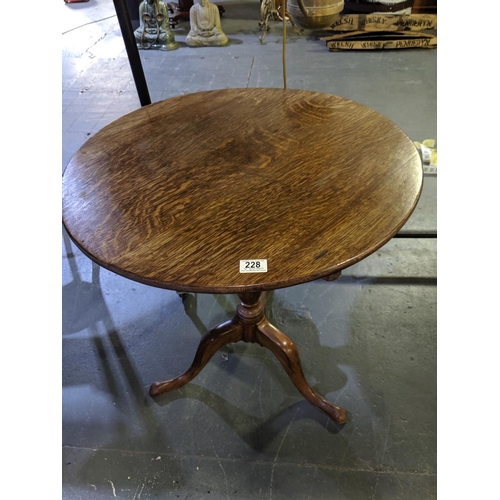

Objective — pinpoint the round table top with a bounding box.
[62,88,423,293]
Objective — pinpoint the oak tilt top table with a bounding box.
[62,88,423,424]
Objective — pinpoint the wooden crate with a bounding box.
[412,0,437,14]
[323,12,436,50]
[342,0,413,14]
[322,30,436,50]
[329,13,437,31]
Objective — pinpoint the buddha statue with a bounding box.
[134,0,178,50]
[186,0,228,47]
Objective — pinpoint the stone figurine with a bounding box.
[134,0,178,50]
[186,0,228,47]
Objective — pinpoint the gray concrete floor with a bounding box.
[62,1,437,498]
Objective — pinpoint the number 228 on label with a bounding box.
[239,259,268,273]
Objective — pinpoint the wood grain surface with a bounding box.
[62,88,423,293]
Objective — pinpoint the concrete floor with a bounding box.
[62,1,437,498]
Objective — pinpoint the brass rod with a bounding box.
[282,0,287,89]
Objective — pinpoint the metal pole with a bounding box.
[393,230,437,238]
[112,0,151,107]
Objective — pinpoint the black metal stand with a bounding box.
[112,0,151,107]
[393,230,437,239]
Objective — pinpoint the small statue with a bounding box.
[134,0,178,50]
[186,0,228,47]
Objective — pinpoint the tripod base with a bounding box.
[150,291,347,424]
